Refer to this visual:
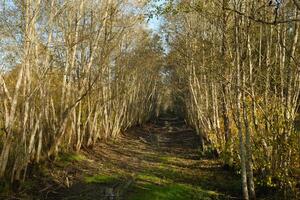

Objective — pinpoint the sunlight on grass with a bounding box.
[159,155,193,167]
[55,152,90,168]
[131,170,221,200]
[159,155,178,163]
[146,164,188,182]
[129,182,220,200]
[84,174,119,184]
[137,173,170,185]
[57,152,87,163]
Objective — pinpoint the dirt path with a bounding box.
[8,117,242,200]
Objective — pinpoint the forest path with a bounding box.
[23,116,241,200]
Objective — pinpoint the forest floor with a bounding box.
[1,117,280,200]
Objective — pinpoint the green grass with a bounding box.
[56,152,87,167]
[158,155,179,163]
[143,163,195,184]
[129,182,220,200]
[84,174,120,184]
[137,173,170,185]
[129,170,221,200]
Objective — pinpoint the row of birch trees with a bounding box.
[0,0,163,184]
[163,0,300,199]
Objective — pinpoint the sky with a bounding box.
[148,16,163,32]
[145,0,170,53]
[146,0,166,33]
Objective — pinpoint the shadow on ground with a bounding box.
[2,116,243,200]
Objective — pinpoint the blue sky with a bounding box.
[146,0,166,32]
[148,16,163,32]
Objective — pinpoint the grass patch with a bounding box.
[145,164,188,182]
[138,163,241,198]
[132,170,222,200]
[56,152,86,166]
[159,155,177,163]
[137,173,169,185]
[129,182,221,200]
[141,154,182,165]
[84,174,120,184]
